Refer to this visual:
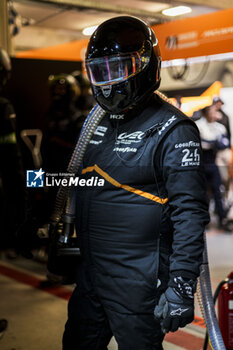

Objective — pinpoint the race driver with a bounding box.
[62,16,210,350]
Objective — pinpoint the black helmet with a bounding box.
[0,48,11,88]
[48,73,80,103]
[85,16,161,114]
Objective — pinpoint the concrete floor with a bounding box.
[0,228,232,350]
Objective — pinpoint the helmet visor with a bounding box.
[85,47,150,86]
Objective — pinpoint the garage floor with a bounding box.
[0,228,232,350]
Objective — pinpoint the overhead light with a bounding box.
[162,52,233,68]
[82,25,98,36]
[162,6,192,17]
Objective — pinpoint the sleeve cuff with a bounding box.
[169,270,197,281]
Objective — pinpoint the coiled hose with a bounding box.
[202,278,229,350]
[50,103,106,224]
[50,94,226,350]
[197,232,226,350]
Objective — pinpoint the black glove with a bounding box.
[154,277,196,333]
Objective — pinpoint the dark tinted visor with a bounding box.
[85,46,151,86]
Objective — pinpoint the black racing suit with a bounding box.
[63,94,209,350]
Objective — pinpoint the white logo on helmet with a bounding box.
[101,85,112,98]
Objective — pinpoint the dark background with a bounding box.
[4,57,82,168]
[5,57,82,131]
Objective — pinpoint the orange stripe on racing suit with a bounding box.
[82,164,168,205]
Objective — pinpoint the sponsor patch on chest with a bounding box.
[90,125,108,145]
[113,130,145,153]
[94,126,108,137]
[115,131,145,145]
